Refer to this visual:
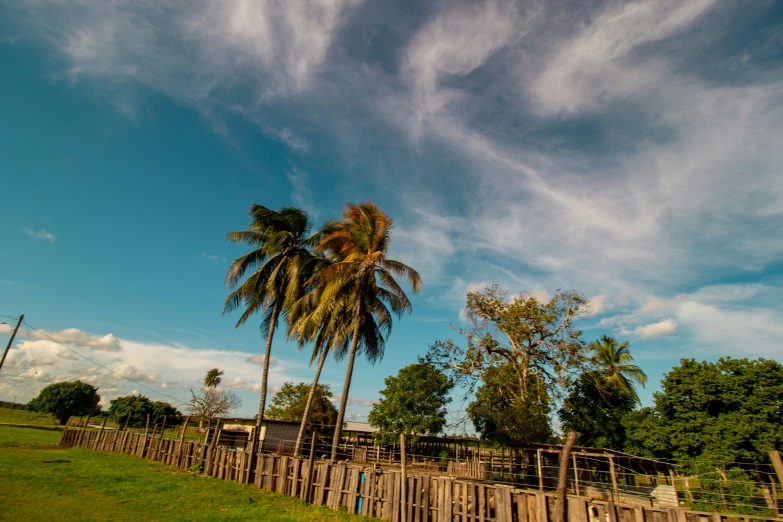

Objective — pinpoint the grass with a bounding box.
[0,426,368,522]
[0,407,60,427]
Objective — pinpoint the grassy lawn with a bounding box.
[0,407,60,427]
[0,426,368,522]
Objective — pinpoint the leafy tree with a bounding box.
[223,205,316,430]
[467,363,553,445]
[426,286,590,442]
[558,373,636,449]
[368,363,453,444]
[587,336,647,402]
[624,357,783,468]
[27,381,100,424]
[308,202,421,460]
[266,382,338,429]
[108,395,183,426]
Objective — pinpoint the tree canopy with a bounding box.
[108,395,183,426]
[27,381,101,425]
[368,363,453,444]
[558,373,636,449]
[468,363,553,445]
[266,382,338,429]
[426,286,590,441]
[623,357,783,467]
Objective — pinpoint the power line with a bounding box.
[21,320,190,407]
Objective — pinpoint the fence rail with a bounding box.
[58,427,783,522]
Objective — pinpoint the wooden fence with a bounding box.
[58,428,783,522]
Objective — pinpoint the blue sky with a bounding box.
[1,0,782,427]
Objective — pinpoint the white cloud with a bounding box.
[29,328,121,351]
[286,168,315,215]
[112,363,160,383]
[633,318,679,338]
[200,253,227,264]
[159,382,176,389]
[639,297,668,313]
[530,0,718,114]
[267,127,309,152]
[584,294,610,317]
[22,227,56,243]
[465,281,491,294]
[246,354,276,367]
[224,377,245,390]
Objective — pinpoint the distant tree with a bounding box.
[266,382,338,429]
[624,357,783,468]
[188,368,242,427]
[467,363,553,445]
[587,336,647,402]
[368,363,453,445]
[27,381,100,425]
[108,395,182,426]
[558,373,636,449]
[204,368,224,388]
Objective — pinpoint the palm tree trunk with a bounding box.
[293,337,328,457]
[256,296,283,431]
[330,316,361,462]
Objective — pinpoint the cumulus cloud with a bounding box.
[112,363,161,383]
[584,294,610,317]
[633,318,679,337]
[23,227,56,243]
[246,354,276,367]
[29,328,121,351]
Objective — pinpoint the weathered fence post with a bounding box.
[144,414,150,437]
[123,411,131,432]
[608,455,619,502]
[306,431,318,502]
[555,431,577,522]
[159,416,167,440]
[177,416,189,467]
[57,416,73,446]
[77,415,91,447]
[770,451,783,489]
[94,418,107,450]
[400,432,408,522]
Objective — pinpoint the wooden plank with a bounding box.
[635,507,645,522]
[408,475,415,522]
[422,476,430,522]
[415,475,423,522]
[391,471,401,522]
[516,493,528,522]
[537,493,549,522]
[366,468,376,517]
[443,478,453,522]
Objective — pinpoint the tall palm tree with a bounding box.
[223,205,316,439]
[588,335,647,402]
[308,202,421,461]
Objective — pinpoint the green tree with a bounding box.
[266,382,338,429]
[558,373,636,449]
[108,395,183,426]
[204,368,224,388]
[223,205,317,431]
[368,363,453,444]
[624,357,783,467]
[286,277,353,456]
[426,286,590,444]
[467,363,553,445]
[309,202,421,460]
[27,381,100,424]
[587,336,647,402]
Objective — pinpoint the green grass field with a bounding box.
[0,426,367,521]
[0,407,61,426]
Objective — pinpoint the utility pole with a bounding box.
[0,314,24,373]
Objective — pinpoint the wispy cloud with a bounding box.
[200,252,227,264]
[22,228,56,243]
[285,167,316,217]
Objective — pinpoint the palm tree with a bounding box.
[588,335,647,402]
[308,202,421,461]
[223,205,316,440]
[204,368,224,388]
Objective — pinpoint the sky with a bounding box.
[1,0,782,428]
